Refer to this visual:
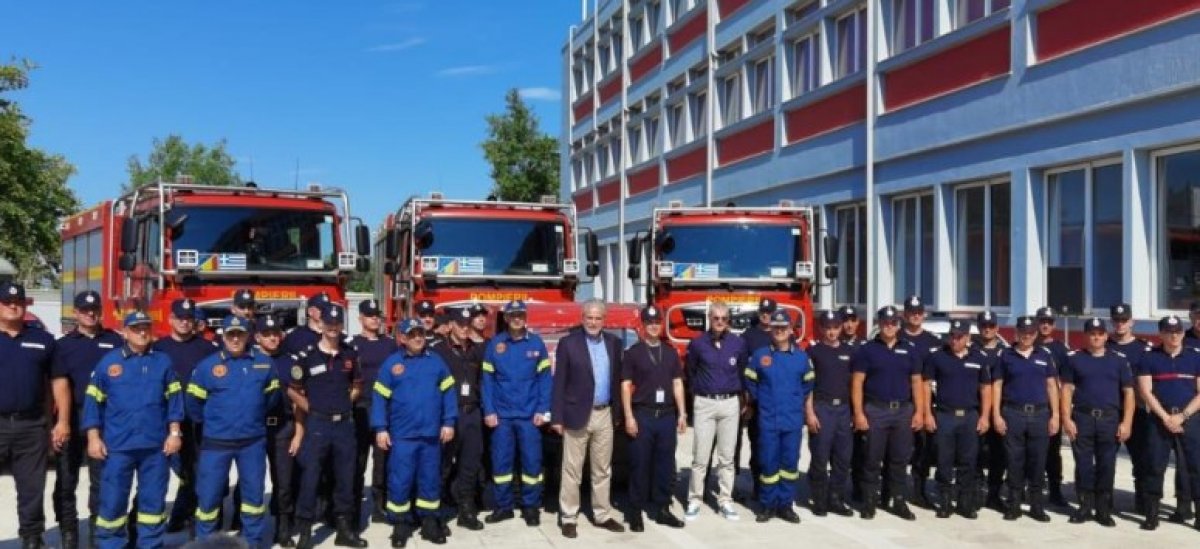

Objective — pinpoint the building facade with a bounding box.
[562,0,1200,331]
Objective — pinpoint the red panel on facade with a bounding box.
[629,44,663,84]
[1037,0,1200,60]
[666,145,707,183]
[785,83,867,143]
[883,25,1011,111]
[718,0,752,19]
[573,190,594,212]
[668,8,708,53]
[596,178,620,206]
[598,76,622,107]
[717,119,774,166]
[627,164,661,197]
[572,92,593,123]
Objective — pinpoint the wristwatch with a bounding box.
[169,431,183,438]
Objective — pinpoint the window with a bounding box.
[1158,148,1200,309]
[954,181,1010,307]
[584,154,596,184]
[750,57,775,115]
[646,116,661,157]
[171,207,338,272]
[720,74,741,127]
[599,42,611,75]
[647,1,662,37]
[613,32,623,66]
[748,26,774,49]
[791,34,818,97]
[628,125,643,163]
[894,0,936,53]
[956,0,1010,28]
[836,8,868,78]
[835,203,868,304]
[598,142,611,177]
[1047,162,1124,311]
[892,193,935,304]
[689,90,708,138]
[572,159,584,189]
[668,102,687,148]
[631,15,645,49]
[671,0,692,22]
[667,76,686,95]
[612,137,623,171]
[573,65,586,97]
[786,1,818,25]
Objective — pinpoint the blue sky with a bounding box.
[3,1,582,229]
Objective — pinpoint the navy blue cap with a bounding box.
[171,298,197,319]
[222,315,250,333]
[307,293,330,309]
[877,305,900,322]
[838,305,858,320]
[1110,303,1132,321]
[758,298,778,314]
[503,300,527,314]
[447,306,472,324]
[0,282,26,302]
[469,303,487,317]
[74,290,102,310]
[416,300,436,316]
[816,310,841,327]
[321,304,346,324]
[434,311,450,326]
[1036,307,1055,321]
[976,311,998,327]
[1160,315,1185,333]
[1015,316,1037,332]
[359,299,381,316]
[768,310,792,327]
[948,319,970,336]
[257,315,283,332]
[233,289,255,307]
[1083,317,1107,332]
[124,310,152,327]
[903,295,925,313]
[640,306,663,323]
[399,318,424,334]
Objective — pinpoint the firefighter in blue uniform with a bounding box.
[282,293,331,355]
[898,296,942,509]
[805,310,855,517]
[992,316,1059,522]
[841,305,869,503]
[256,315,304,547]
[290,304,368,549]
[1135,315,1200,531]
[737,298,777,503]
[1060,317,1134,527]
[481,300,552,526]
[1104,303,1155,516]
[188,315,282,547]
[0,282,64,549]
[156,298,221,534]
[82,311,184,549]
[372,319,458,547]
[922,319,992,519]
[621,306,687,531]
[745,310,812,523]
[431,307,487,531]
[352,299,398,526]
[1034,306,1071,507]
[971,311,1009,511]
[51,290,122,549]
[851,305,923,520]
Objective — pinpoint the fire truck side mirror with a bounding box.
[822,235,839,280]
[120,220,138,254]
[383,260,397,276]
[385,228,400,260]
[356,257,371,272]
[356,225,371,257]
[584,231,600,277]
[626,235,642,280]
[118,254,136,272]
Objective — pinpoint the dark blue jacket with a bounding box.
[552,330,623,430]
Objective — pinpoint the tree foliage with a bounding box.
[0,60,80,284]
[480,89,560,202]
[125,134,242,191]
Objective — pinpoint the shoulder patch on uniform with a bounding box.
[213,364,228,378]
[107,364,122,377]
[391,363,405,376]
[290,365,304,380]
[495,342,507,354]
[760,355,772,367]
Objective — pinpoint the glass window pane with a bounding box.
[991,183,1011,306]
[1159,150,1200,309]
[920,0,936,42]
[920,194,935,302]
[1092,164,1123,308]
[837,15,855,77]
[993,0,1011,10]
[857,206,867,302]
[856,10,867,71]
[1050,170,1086,267]
[957,187,986,306]
[897,0,916,52]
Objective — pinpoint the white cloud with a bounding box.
[518,87,562,101]
[436,65,499,77]
[366,37,426,53]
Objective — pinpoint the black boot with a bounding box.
[959,489,978,520]
[1003,496,1021,521]
[755,507,774,523]
[275,514,296,547]
[936,490,952,519]
[1141,499,1160,530]
[986,487,1005,511]
[371,496,388,524]
[60,526,78,549]
[1069,491,1093,524]
[1049,483,1068,507]
[891,496,916,521]
[653,508,685,528]
[390,520,414,548]
[861,492,877,520]
[20,535,44,549]
[810,483,828,517]
[829,491,853,517]
[485,509,514,523]
[1170,498,1194,523]
[333,515,368,547]
[778,506,801,524]
[1095,491,1116,527]
[166,511,190,534]
[296,520,314,549]
[912,478,931,509]
[420,516,447,545]
[1029,492,1051,522]
[520,507,540,527]
[628,511,645,532]
[457,504,484,531]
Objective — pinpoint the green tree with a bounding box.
[0,60,80,285]
[481,89,560,202]
[125,134,242,191]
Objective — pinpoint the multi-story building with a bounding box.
[561,0,1200,331]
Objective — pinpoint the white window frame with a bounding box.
[1149,143,1200,314]
[893,0,937,54]
[891,192,936,305]
[835,7,867,79]
[668,101,687,149]
[597,142,611,178]
[670,0,693,23]
[749,56,775,115]
[835,203,867,305]
[955,0,1010,29]
[628,125,643,163]
[790,32,819,98]
[631,14,645,50]
[1043,158,1124,314]
[689,90,708,139]
[647,1,662,37]
[720,73,742,128]
[953,179,1011,309]
[646,115,662,157]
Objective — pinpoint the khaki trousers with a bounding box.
[689,395,740,506]
[559,406,615,523]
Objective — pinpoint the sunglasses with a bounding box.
[710,315,730,321]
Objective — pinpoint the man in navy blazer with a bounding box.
[551,299,626,538]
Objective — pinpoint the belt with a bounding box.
[1003,403,1049,414]
[814,396,848,406]
[308,410,351,422]
[867,398,911,410]
[635,404,676,418]
[697,392,739,400]
[1073,405,1118,419]
[592,403,610,411]
[936,406,976,417]
[460,403,480,415]
[0,410,43,421]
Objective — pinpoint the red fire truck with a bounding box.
[373,194,639,349]
[59,180,370,336]
[626,201,834,354]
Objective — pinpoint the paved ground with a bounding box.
[2,432,1196,548]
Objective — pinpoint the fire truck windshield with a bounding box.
[170,206,337,272]
[660,223,799,280]
[420,218,564,277]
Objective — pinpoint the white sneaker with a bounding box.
[719,502,740,521]
[685,501,701,521]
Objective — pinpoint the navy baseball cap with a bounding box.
[233,289,255,307]
[640,306,663,323]
[1159,315,1185,333]
[976,311,998,327]
[469,303,487,317]
[359,299,381,316]
[838,305,858,320]
[434,311,450,326]
[948,319,970,336]
[503,300,527,314]
[416,300,436,316]
[74,290,102,310]
[758,298,778,314]
[903,295,925,313]
[399,318,424,334]
[222,315,249,333]
[0,282,26,303]
[877,305,900,322]
[1083,317,1107,333]
[258,315,283,333]
[124,310,152,327]
[1015,316,1038,333]
[1036,307,1055,321]
[321,304,346,324]
[171,298,197,319]
[447,306,472,325]
[816,310,841,327]
[306,293,330,309]
[768,310,792,327]
[1110,303,1132,321]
